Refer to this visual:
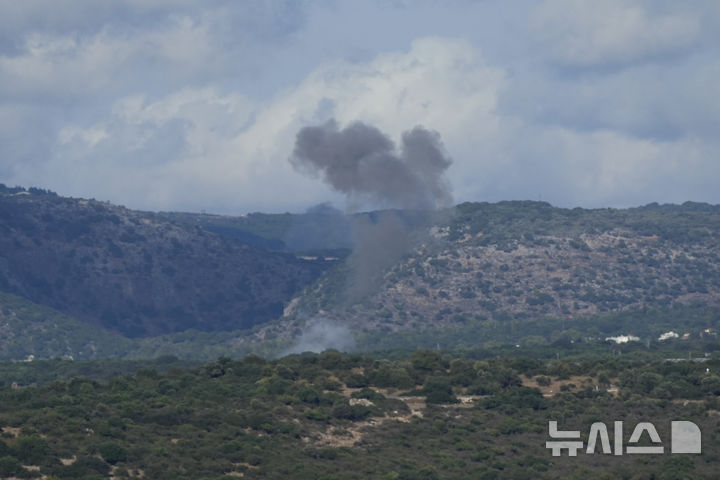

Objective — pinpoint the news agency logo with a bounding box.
[546,420,701,456]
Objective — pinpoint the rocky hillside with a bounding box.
[274,201,720,344]
[0,186,329,337]
[2,184,719,354]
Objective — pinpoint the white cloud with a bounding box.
[240,37,506,211]
[21,88,254,211]
[0,1,307,101]
[21,37,504,213]
[0,17,219,99]
[1,2,719,212]
[530,0,700,67]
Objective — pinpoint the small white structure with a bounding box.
[605,334,640,344]
[658,331,679,341]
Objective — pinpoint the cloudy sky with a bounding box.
[1,0,718,213]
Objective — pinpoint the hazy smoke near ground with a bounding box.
[344,211,413,303]
[291,120,453,211]
[282,320,356,355]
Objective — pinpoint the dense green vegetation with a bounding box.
[0,356,198,388]
[3,286,719,363]
[0,292,134,361]
[448,201,720,245]
[0,348,719,479]
[357,303,720,353]
[0,191,329,337]
[0,292,289,361]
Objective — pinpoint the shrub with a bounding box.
[15,435,50,464]
[98,442,128,464]
[422,377,456,404]
[330,402,372,420]
[0,456,23,477]
[411,350,446,373]
[296,385,321,404]
[50,455,110,479]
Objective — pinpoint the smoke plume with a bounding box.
[287,119,454,344]
[291,120,452,211]
[282,320,356,355]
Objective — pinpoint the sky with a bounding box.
[0,0,718,214]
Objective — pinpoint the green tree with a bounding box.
[411,350,446,373]
[422,377,456,404]
[98,442,128,464]
[15,435,50,464]
[0,456,24,477]
[0,440,11,457]
[701,375,720,395]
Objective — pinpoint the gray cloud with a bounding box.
[529,0,701,68]
[290,119,453,302]
[499,61,720,142]
[1,1,720,212]
[291,120,452,211]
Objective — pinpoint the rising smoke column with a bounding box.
[291,120,453,211]
[290,119,454,304]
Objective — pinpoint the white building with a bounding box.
[605,334,640,344]
[658,331,679,341]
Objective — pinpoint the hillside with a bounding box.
[0,186,329,337]
[0,290,292,361]
[271,201,720,347]
[2,184,720,357]
[0,291,133,361]
[160,206,354,254]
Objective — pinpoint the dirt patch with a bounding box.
[454,395,485,407]
[222,462,259,478]
[397,396,426,417]
[314,424,366,447]
[339,385,362,397]
[522,375,617,397]
[313,397,425,448]
[112,468,145,479]
[2,426,20,437]
[311,389,488,448]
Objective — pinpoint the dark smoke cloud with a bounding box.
[291,120,452,211]
[287,119,454,336]
[345,210,413,303]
